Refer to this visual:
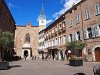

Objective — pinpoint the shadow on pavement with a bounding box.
[73,73,86,75]
[8,65,21,69]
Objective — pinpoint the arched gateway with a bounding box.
[22,43,32,59]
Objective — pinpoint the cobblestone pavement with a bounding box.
[0,60,100,75]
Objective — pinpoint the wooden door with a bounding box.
[95,47,100,62]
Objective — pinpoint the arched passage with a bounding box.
[24,50,28,57]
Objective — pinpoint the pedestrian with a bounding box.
[34,56,36,61]
[32,55,34,60]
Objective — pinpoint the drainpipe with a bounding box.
[80,1,85,42]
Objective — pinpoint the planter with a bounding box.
[0,61,9,70]
[69,60,83,66]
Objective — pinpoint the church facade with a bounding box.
[14,6,46,59]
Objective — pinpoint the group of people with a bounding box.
[32,56,38,60]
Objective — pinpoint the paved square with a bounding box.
[0,60,100,75]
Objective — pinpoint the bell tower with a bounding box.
[38,4,46,32]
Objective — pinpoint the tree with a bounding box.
[0,31,15,61]
[67,41,85,56]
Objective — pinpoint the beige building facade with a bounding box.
[14,22,39,59]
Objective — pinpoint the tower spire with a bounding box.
[39,4,46,20]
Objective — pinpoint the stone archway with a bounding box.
[95,47,100,62]
[22,43,32,59]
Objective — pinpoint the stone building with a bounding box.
[15,22,39,59]
[15,5,46,59]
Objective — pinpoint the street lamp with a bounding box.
[68,50,71,54]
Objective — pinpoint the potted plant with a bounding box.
[66,41,85,66]
[69,55,83,66]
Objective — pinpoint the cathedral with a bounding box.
[14,6,46,59]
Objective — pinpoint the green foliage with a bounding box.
[0,30,14,61]
[67,41,85,51]
[67,41,85,56]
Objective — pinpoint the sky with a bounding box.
[5,0,81,27]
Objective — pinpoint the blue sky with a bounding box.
[5,0,80,27]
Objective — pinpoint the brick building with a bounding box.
[0,0,16,33]
[44,0,100,62]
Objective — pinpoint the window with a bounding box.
[77,31,81,40]
[63,35,66,44]
[96,3,100,15]
[76,14,80,24]
[95,25,100,37]
[72,33,76,41]
[55,26,57,31]
[59,24,62,29]
[62,20,66,27]
[59,37,62,45]
[74,31,81,41]
[83,29,89,39]
[87,28,92,38]
[91,26,95,37]
[55,38,57,45]
[68,19,72,27]
[25,33,30,43]
[69,34,72,42]
[84,9,90,20]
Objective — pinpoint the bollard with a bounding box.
[93,66,100,75]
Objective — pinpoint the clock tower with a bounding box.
[38,4,46,32]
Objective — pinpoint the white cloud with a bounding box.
[46,19,53,25]
[53,0,81,19]
[8,2,20,9]
[8,2,14,8]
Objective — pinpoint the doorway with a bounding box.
[24,50,28,57]
[95,47,100,62]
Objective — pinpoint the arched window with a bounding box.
[25,33,30,43]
